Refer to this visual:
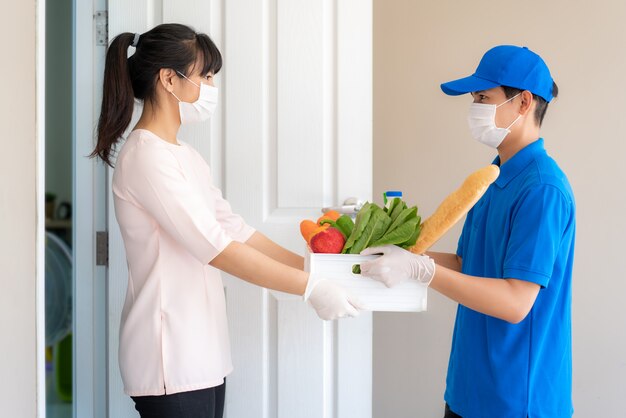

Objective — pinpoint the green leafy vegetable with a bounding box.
[399,217,421,248]
[348,206,390,254]
[340,199,422,255]
[386,207,417,236]
[321,215,356,240]
[370,217,418,247]
[389,200,406,223]
[342,203,373,254]
[385,197,401,215]
[335,215,355,239]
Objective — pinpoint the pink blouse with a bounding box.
[112,129,255,396]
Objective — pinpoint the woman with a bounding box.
[91,23,360,418]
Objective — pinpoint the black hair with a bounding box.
[91,23,222,166]
[502,82,559,127]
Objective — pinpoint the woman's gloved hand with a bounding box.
[359,245,436,287]
[304,275,363,320]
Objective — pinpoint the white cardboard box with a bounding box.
[305,251,427,312]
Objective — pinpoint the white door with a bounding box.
[106,1,372,417]
[74,0,108,417]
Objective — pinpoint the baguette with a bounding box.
[409,164,500,254]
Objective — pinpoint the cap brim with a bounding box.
[440,75,500,96]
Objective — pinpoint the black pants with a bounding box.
[131,383,225,418]
[444,404,462,418]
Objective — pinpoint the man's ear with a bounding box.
[519,90,534,116]
[158,68,177,93]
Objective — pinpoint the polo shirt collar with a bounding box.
[492,138,546,188]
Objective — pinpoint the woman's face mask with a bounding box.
[467,93,521,148]
[170,71,218,124]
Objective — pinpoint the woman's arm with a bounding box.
[245,231,304,270]
[210,241,308,296]
[429,265,540,324]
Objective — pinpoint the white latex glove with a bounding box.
[304,274,363,320]
[360,245,436,287]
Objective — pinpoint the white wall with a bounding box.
[372,0,626,417]
[0,1,39,417]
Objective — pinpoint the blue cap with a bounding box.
[440,45,554,102]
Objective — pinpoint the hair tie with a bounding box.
[131,33,140,47]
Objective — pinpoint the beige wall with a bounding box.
[373,0,626,416]
[0,1,39,417]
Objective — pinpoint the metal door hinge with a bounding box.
[95,11,108,46]
[96,231,108,266]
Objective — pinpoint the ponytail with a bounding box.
[90,24,223,167]
[91,32,135,167]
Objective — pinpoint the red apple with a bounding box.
[309,227,345,254]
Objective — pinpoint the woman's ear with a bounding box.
[158,68,177,93]
[519,90,534,116]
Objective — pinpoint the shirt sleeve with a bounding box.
[120,146,234,265]
[456,214,470,259]
[503,184,572,288]
[210,183,256,243]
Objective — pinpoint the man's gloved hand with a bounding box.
[360,245,436,287]
[304,275,363,320]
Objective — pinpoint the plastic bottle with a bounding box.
[383,190,402,209]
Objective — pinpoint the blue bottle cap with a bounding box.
[385,191,402,197]
[383,190,402,205]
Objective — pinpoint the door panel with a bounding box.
[223,1,372,416]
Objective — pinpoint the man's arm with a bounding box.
[426,251,462,272]
[430,265,540,324]
[361,247,538,323]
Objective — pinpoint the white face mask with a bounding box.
[467,93,521,148]
[170,72,218,124]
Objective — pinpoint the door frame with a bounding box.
[73,0,108,417]
[36,0,46,416]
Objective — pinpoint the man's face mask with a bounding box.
[467,93,521,148]
[170,71,218,124]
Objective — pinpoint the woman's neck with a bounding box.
[134,100,181,145]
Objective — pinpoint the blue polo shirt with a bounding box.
[444,139,575,418]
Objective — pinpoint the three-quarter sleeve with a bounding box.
[118,145,233,264]
[210,184,256,243]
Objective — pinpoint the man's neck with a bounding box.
[497,126,541,164]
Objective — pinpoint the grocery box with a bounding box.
[305,250,427,312]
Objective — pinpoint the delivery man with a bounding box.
[360,45,575,418]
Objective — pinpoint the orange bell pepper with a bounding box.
[300,220,330,244]
[316,210,341,225]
